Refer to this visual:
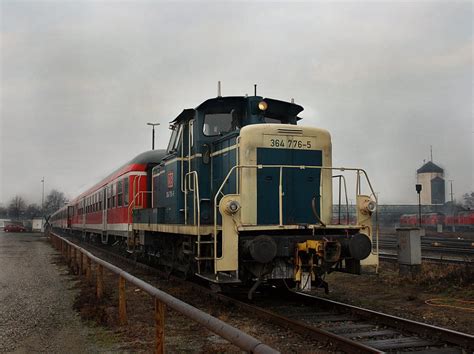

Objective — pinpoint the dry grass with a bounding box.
[379,262,474,294]
[415,263,474,290]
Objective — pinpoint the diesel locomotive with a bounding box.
[50,94,379,297]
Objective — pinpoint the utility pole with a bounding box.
[41,177,45,211]
[147,123,160,150]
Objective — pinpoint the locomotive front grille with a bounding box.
[277,128,303,135]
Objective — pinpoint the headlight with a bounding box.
[258,101,268,111]
[367,200,376,213]
[359,198,376,215]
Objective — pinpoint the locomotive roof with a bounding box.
[171,96,304,123]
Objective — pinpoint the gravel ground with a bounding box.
[0,232,120,353]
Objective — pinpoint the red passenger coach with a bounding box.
[400,214,417,227]
[457,211,474,230]
[400,211,473,230]
[50,151,166,242]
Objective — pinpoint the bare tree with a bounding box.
[8,196,27,220]
[25,203,42,219]
[0,206,8,218]
[462,192,474,209]
[43,189,67,216]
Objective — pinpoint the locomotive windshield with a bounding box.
[203,110,240,136]
[264,117,285,124]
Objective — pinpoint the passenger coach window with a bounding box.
[107,187,111,209]
[117,180,123,207]
[112,183,116,208]
[124,178,129,206]
[203,113,235,136]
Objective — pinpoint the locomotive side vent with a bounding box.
[277,128,303,135]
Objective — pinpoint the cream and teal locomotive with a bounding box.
[132,94,378,297]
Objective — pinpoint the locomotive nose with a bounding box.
[341,233,372,260]
[243,236,278,264]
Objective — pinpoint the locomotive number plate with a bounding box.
[263,135,316,150]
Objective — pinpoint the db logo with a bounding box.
[167,171,174,189]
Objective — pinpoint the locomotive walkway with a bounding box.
[0,231,120,352]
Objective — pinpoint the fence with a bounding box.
[49,232,278,354]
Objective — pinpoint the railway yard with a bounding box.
[3,2,472,353]
[1,229,473,353]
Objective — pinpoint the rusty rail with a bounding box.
[292,291,474,350]
[49,232,278,354]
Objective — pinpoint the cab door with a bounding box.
[67,206,73,228]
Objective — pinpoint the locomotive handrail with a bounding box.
[49,232,277,354]
[213,164,378,265]
[127,190,152,234]
[184,171,201,229]
[184,171,203,269]
[332,174,350,224]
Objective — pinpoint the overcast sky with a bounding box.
[0,0,472,206]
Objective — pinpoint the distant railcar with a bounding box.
[400,211,473,230]
[456,211,474,230]
[423,213,445,228]
[400,214,417,227]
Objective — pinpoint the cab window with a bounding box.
[264,117,282,124]
[203,112,239,136]
[167,124,183,153]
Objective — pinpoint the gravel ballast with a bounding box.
[0,232,119,352]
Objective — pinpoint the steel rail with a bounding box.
[50,232,278,354]
[290,290,474,350]
[379,252,473,264]
[211,292,382,354]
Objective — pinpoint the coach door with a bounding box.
[67,206,73,228]
[102,188,107,231]
[81,198,86,229]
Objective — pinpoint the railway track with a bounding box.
[378,234,474,258]
[240,290,474,353]
[56,233,474,353]
[379,252,473,265]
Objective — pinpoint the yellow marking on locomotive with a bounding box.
[294,240,324,282]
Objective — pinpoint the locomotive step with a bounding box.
[195,272,241,284]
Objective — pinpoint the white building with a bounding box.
[416,161,445,205]
[32,218,45,232]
